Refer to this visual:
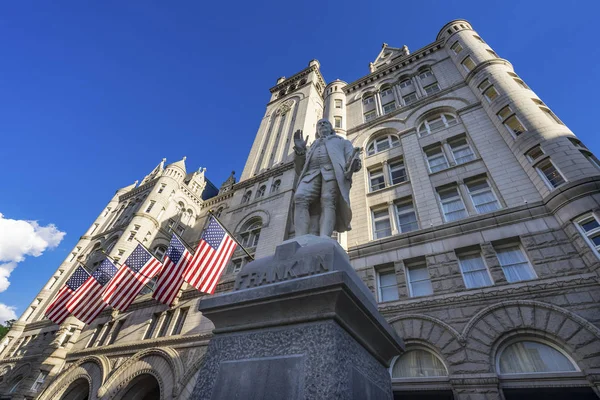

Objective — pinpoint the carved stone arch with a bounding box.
[404,99,467,128]
[358,125,403,151]
[234,210,270,232]
[352,85,378,102]
[177,354,207,399]
[112,369,163,400]
[98,347,183,399]
[462,300,600,374]
[389,315,465,373]
[375,77,396,90]
[38,356,108,400]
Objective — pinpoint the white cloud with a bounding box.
[0,304,17,324]
[0,212,66,293]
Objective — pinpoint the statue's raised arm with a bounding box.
[293,119,361,238]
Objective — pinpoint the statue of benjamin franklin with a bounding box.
[293,119,362,237]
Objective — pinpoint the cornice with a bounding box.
[200,191,235,210]
[118,179,156,201]
[345,40,444,94]
[65,332,213,360]
[233,161,294,189]
[269,64,325,94]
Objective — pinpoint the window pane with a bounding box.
[369,170,385,191]
[459,254,492,288]
[496,246,536,282]
[390,162,407,184]
[451,41,463,54]
[497,106,512,121]
[379,271,397,287]
[393,349,447,378]
[539,160,565,188]
[505,115,526,136]
[404,92,417,104]
[397,212,418,233]
[411,280,433,297]
[581,218,600,232]
[499,341,576,374]
[484,86,499,101]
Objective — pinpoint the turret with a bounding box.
[324,79,348,137]
[440,20,599,204]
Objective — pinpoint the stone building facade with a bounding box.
[1,19,600,400]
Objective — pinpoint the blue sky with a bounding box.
[0,1,599,320]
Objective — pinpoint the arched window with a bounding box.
[154,245,168,262]
[8,375,22,394]
[256,185,266,199]
[239,218,262,248]
[366,134,400,156]
[498,341,577,374]
[187,209,194,223]
[392,349,448,378]
[241,191,252,204]
[418,113,458,136]
[271,179,281,193]
[214,207,224,218]
[299,78,307,85]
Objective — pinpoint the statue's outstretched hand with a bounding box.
[293,130,308,154]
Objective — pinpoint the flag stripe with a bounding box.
[203,237,237,294]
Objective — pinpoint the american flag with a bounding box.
[45,266,89,325]
[182,217,237,294]
[101,244,162,311]
[66,258,117,324]
[152,235,192,306]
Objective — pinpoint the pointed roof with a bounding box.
[370,43,410,72]
[140,158,166,185]
[166,156,187,173]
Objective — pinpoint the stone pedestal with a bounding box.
[191,236,404,400]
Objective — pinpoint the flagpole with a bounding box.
[207,210,255,261]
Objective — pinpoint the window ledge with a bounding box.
[367,180,410,196]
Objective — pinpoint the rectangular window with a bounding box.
[450,41,463,54]
[364,110,377,122]
[497,106,526,137]
[87,324,104,348]
[335,99,342,108]
[403,92,417,105]
[97,322,113,347]
[172,308,189,335]
[406,261,433,297]
[474,35,485,43]
[157,184,166,193]
[477,79,491,92]
[372,208,392,239]
[334,116,342,128]
[582,151,600,171]
[483,85,499,102]
[145,201,155,213]
[377,270,399,302]
[525,145,544,162]
[576,213,600,256]
[107,320,125,345]
[369,168,386,192]
[461,56,476,72]
[426,147,449,173]
[395,199,418,233]
[536,159,566,189]
[157,310,174,337]
[540,106,562,124]
[458,252,493,288]
[399,79,412,88]
[449,137,475,165]
[466,179,500,214]
[438,186,468,222]
[383,101,397,114]
[495,245,536,282]
[388,160,407,185]
[424,83,441,95]
[569,137,586,149]
[31,371,48,392]
[363,96,374,105]
[144,314,160,339]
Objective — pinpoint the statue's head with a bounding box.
[316,119,335,138]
